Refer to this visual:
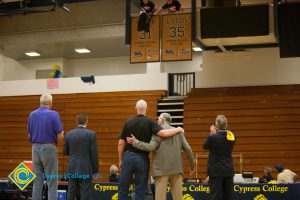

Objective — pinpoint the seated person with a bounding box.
[140,0,156,14]
[138,0,157,32]
[275,164,297,183]
[259,166,274,183]
[204,176,209,183]
[108,165,120,182]
[156,0,182,14]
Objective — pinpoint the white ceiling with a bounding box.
[0,0,276,60]
[1,37,130,60]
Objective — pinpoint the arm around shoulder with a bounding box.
[133,135,161,152]
[157,127,183,137]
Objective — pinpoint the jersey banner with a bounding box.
[162,13,192,61]
[130,15,160,63]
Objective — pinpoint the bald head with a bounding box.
[136,100,147,114]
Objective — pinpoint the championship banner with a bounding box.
[130,15,160,63]
[162,13,192,61]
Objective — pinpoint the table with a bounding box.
[92,182,300,200]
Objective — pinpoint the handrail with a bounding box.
[168,72,195,96]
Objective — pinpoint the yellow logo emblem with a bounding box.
[254,194,268,200]
[8,162,36,190]
[111,193,118,200]
[183,194,195,200]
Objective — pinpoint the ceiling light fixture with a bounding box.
[75,48,91,54]
[192,47,203,52]
[25,52,41,57]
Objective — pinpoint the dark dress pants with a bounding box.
[67,178,92,200]
[209,176,234,200]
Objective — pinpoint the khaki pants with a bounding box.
[155,173,183,200]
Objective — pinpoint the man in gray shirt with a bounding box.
[127,113,194,200]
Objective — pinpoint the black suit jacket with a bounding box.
[203,130,235,178]
[63,126,99,175]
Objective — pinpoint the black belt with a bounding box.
[33,142,55,145]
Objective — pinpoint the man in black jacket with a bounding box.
[203,115,236,200]
[63,113,99,200]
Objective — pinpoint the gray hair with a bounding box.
[215,115,227,130]
[40,94,52,106]
[136,100,147,112]
[159,113,172,124]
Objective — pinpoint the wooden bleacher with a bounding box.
[183,85,300,180]
[0,90,166,182]
[2,86,299,183]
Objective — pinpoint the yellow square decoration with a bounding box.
[8,162,36,190]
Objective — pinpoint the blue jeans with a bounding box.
[118,151,150,200]
[32,143,58,200]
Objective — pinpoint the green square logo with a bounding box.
[8,162,36,190]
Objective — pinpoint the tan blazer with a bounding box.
[132,124,194,177]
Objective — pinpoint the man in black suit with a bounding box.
[203,115,236,200]
[63,113,98,200]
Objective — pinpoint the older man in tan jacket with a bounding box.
[127,113,195,200]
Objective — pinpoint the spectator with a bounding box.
[127,113,195,200]
[259,166,274,183]
[63,113,98,200]
[138,0,156,32]
[204,176,210,183]
[203,115,236,200]
[140,0,156,14]
[275,164,297,183]
[118,100,184,200]
[109,165,120,182]
[28,94,64,200]
[156,0,182,14]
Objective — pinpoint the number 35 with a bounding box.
[169,26,184,38]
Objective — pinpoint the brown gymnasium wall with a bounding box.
[0,90,166,181]
[183,85,300,180]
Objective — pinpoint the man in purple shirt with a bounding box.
[28,94,64,200]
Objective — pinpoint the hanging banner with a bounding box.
[130,15,160,63]
[162,13,192,61]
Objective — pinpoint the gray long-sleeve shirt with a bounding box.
[132,124,194,177]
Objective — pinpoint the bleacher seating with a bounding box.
[0,90,166,182]
[183,85,300,179]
